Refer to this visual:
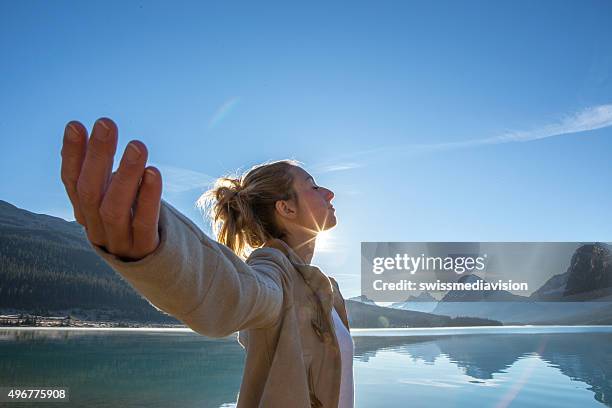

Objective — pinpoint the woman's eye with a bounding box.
[313,186,320,190]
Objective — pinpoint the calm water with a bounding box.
[1,326,612,407]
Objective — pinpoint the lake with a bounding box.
[1,326,611,407]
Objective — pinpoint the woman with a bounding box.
[60,117,355,408]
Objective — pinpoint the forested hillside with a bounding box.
[0,199,179,323]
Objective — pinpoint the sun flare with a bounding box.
[315,229,335,253]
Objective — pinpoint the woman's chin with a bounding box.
[323,214,337,230]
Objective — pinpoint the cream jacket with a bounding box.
[89,199,351,408]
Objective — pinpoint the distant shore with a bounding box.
[0,314,187,329]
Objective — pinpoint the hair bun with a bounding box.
[197,159,301,260]
[228,180,243,200]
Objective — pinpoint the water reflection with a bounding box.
[1,329,611,407]
[353,332,612,406]
[0,329,243,408]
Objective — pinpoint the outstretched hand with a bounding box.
[60,118,162,261]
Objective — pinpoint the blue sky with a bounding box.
[1,0,611,298]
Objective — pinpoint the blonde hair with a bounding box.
[197,159,303,259]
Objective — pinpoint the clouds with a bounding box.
[310,162,363,174]
[480,103,612,145]
[408,104,612,152]
[316,104,612,167]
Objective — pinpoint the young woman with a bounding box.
[60,117,355,408]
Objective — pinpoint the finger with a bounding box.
[132,166,163,258]
[106,170,117,192]
[77,118,118,246]
[100,140,148,256]
[60,121,88,225]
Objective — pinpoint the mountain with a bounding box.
[345,299,501,328]
[432,300,612,325]
[0,199,179,323]
[393,292,437,303]
[432,274,533,323]
[389,291,438,313]
[432,250,612,324]
[531,243,612,301]
[348,295,377,305]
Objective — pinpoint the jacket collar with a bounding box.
[261,238,350,332]
[262,237,307,264]
[262,239,332,288]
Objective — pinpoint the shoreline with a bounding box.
[0,326,196,332]
[4,314,612,333]
[0,314,187,329]
[2,319,612,336]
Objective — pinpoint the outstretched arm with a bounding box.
[90,199,285,337]
[60,118,284,337]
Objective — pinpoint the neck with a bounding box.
[284,231,317,264]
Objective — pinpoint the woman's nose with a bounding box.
[325,188,334,201]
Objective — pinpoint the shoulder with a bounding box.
[247,247,294,272]
[247,247,298,294]
[328,276,346,300]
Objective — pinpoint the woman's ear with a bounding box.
[275,199,297,220]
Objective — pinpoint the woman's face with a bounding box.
[289,166,336,233]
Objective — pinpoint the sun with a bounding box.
[315,229,335,253]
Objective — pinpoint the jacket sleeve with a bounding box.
[88,199,285,338]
